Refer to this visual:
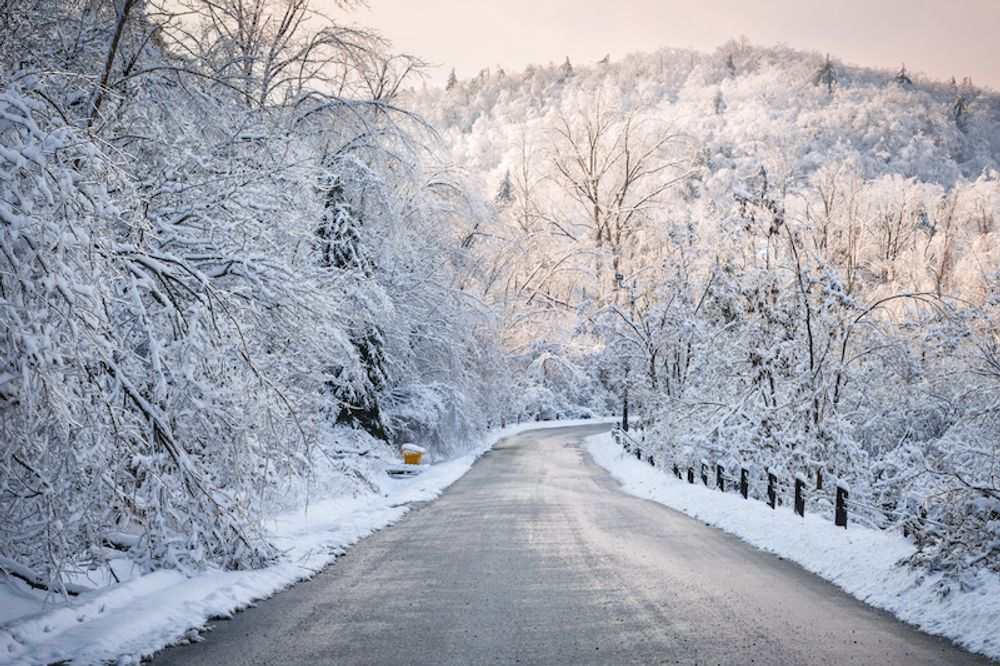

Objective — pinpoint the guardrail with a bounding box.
[612,427,851,528]
[614,427,657,467]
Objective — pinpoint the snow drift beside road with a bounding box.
[584,431,1000,662]
[0,418,614,666]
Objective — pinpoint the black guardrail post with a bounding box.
[740,468,749,499]
[635,446,642,461]
[816,468,823,490]
[673,463,681,480]
[716,464,725,492]
[700,463,708,486]
[794,477,805,517]
[835,486,848,528]
[687,467,695,484]
[767,471,777,509]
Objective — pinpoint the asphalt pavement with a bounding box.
[153,423,990,665]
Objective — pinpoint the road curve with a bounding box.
[154,424,990,665]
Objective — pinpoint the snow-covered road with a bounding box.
[152,424,989,665]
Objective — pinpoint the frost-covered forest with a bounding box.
[0,0,512,591]
[3,0,999,606]
[407,43,1000,581]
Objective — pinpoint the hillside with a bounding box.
[407,42,1000,581]
[412,42,1000,185]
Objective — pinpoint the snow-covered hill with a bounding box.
[406,42,1000,583]
[411,42,999,187]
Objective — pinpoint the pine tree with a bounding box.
[495,169,514,206]
[317,177,369,273]
[316,175,388,441]
[336,328,389,441]
[446,67,458,91]
[894,63,913,87]
[952,77,976,132]
[725,53,737,78]
[952,92,969,132]
[559,56,573,80]
[713,89,727,115]
[813,54,837,95]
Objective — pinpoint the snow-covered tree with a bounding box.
[403,41,1000,580]
[495,169,515,207]
[0,0,514,593]
[559,56,574,80]
[895,63,913,87]
[814,54,837,94]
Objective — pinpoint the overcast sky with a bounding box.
[348,0,1000,90]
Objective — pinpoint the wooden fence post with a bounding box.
[794,476,805,517]
[835,485,848,528]
[767,471,777,509]
[716,464,725,492]
[740,468,749,499]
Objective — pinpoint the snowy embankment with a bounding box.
[0,419,614,666]
[584,431,1000,662]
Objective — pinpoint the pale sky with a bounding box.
[348,0,1000,90]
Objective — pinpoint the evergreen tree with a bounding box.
[952,77,976,132]
[713,89,727,115]
[495,169,515,207]
[446,67,458,91]
[317,177,369,273]
[953,92,970,132]
[317,174,388,440]
[336,329,389,440]
[559,56,573,80]
[894,63,913,87]
[725,53,737,77]
[814,54,837,95]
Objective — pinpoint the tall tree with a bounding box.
[495,169,515,207]
[550,101,686,304]
[316,173,388,440]
[814,54,837,94]
[894,63,913,87]
[559,56,573,80]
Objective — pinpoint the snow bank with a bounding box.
[584,431,1000,662]
[0,418,614,666]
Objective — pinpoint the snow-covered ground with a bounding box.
[0,418,614,666]
[584,431,1000,662]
